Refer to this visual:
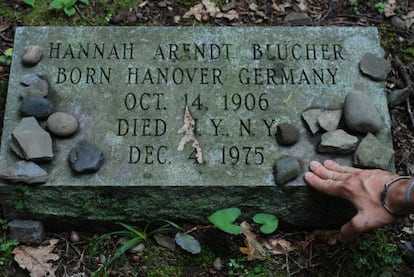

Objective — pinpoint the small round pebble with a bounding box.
[276,123,300,146]
[21,73,41,86]
[19,96,53,119]
[22,45,44,66]
[47,112,78,137]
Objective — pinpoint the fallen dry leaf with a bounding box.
[177,105,203,163]
[384,0,396,18]
[13,239,60,277]
[403,11,414,29]
[240,222,267,261]
[264,237,296,255]
[300,230,340,249]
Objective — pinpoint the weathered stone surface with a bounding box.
[318,129,358,154]
[344,91,382,133]
[8,220,45,244]
[302,109,323,134]
[0,161,47,184]
[19,96,53,119]
[22,45,43,66]
[47,112,78,137]
[276,123,300,146]
[353,133,395,169]
[318,109,342,131]
[0,27,393,229]
[11,117,54,161]
[21,73,41,86]
[68,140,104,173]
[284,12,312,25]
[21,79,49,98]
[388,87,410,108]
[359,52,391,81]
[273,156,301,185]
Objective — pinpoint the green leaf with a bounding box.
[22,0,35,7]
[5,48,13,57]
[208,207,243,235]
[79,0,90,5]
[64,6,76,16]
[0,56,6,64]
[253,213,278,234]
[104,236,142,269]
[117,222,146,240]
[50,0,64,9]
[175,232,201,254]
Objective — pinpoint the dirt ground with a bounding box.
[0,0,414,276]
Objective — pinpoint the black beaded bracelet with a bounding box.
[381,176,412,217]
[405,180,414,213]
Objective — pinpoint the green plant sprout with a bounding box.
[208,207,279,235]
[22,0,35,7]
[0,48,13,66]
[375,2,385,13]
[50,0,89,17]
[93,220,200,274]
[0,219,19,270]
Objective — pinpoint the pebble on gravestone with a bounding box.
[21,73,42,86]
[0,160,48,184]
[22,45,44,67]
[318,129,358,155]
[343,91,382,134]
[47,112,78,137]
[276,123,300,146]
[284,12,312,25]
[318,109,342,132]
[68,140,104,173]
[353,133,394,169]
[302,108,323,135]
[359,52,391,81]
[11,117,54,161]
[273,156,301,185]
[8,220,45,244]
[21,79,49,98]
[387,87,410,108]
[19,96,53,119]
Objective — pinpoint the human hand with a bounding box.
[304,160,400,242]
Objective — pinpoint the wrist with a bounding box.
[383,176,413,216]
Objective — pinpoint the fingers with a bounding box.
[323,160,361,174]
[304,171,342,197]
[308,161,349,181]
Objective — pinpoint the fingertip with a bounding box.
[309,160,321,170]
[304,172,314,181]
[324,160,336,168]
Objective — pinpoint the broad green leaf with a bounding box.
[50,0,64,9]
[22,0,35,7]
[175,232,201,254]
[208,207,243,235]
[253,213,279,234]
[104,236,142,268]
[79,0,90,5]
[0,56,6,64]
[64,7,76,16]
[5,48,13,57]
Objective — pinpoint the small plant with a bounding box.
[93,220,200,274]
[349,0,359,12]
[22,0,35,7]
[0,48,13,66]
[0,219,19,270]
[50,0,89,17]
[375,2,385,13]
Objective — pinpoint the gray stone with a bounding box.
[19,96,53,119]
[387,87,410,108]
[0,161,47,184]
[318,129,358,154]
[0,27,394,229]
[353,133,395,169]
[21,79,49,98]
[391,16,407,30]
[68,140,104,173]
[22,45,43,66]
[11,117,54,161]
[344,91,382,134]
[273,156,301,185]
[284,12,312,25]
[318,109,342,131]
[302,109,323,134]
[21,74,41,86]
[276,123,300,146]
[359,52,391,81]
[8,220,45,244]
[47,112,78,137]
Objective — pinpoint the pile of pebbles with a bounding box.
[274,52,394,186]
[0,45,104,185]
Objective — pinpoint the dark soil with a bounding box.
[0,0,413,276]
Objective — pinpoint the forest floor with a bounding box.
[0,0,414,276]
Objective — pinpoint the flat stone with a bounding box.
[19,96,53,119]
[11,117,54,162]
[388,87,410,108]
[8,220,45,244]
[343,91,382,134]
[318,109,342,131]
[284,12,312,25]
[22,45,43,66]
[318,129,358,154]
[68,140,104,173]
[353,133,395,169]
[273,156,301,185]
[302,109,323,135]
[21,79,49,98]
[359,52,391,81]
[21,73,42,86]
[276,123,300,146]
[0,161,48,184]
[47,112,78,137]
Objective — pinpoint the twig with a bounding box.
[395,57,414,128]
[74,4,93,26]
[407,98,414,128]
[318,0,337,24]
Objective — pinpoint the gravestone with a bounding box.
[0,27,393,229]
